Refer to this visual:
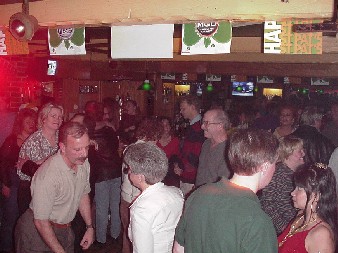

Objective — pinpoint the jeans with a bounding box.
[95,177,121,243]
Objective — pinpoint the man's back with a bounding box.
[175,179,277,253]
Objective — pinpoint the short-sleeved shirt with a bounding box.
[29,151,91,224]
[175,178,278,253]
[18,129,59,181]
[195,139,230,187]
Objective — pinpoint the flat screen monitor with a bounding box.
[47,60,57,76]
[232,81,254,97]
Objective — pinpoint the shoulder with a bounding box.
[22,130,42,146]
[134,185,183,209]
[306,222,335,252]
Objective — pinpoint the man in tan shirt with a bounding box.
[15,121,94,253]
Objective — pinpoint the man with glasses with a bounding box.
[174,95,204,196]
[195,109,230,188]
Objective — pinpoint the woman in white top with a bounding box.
[120,117,163,253]
[124,142,184,253]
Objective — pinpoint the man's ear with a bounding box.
[139,174,146,183]
[259,162,269,175]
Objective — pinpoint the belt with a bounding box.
[50,221,71,229]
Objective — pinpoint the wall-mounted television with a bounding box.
[232,81,254,97]
[47,60,57,76]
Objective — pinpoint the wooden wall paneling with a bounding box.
[62,79,80,120]
[118,80,147,116]
[157,82,176,118]
[100,81,120,100]
[78,80,101,113]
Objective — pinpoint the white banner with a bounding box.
[111,24,174,59]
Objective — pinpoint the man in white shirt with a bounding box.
[124,142,184,253]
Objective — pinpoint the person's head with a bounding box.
[228,129,279,189]
[300,106,323,130]
[38,102,63,130]
[279,105,297,127]
[158,116,173,136]
[292,163,337,241]
[124,142,168,189]
[179,95,201,121]
[59,122,90,169]
[123,100,137,115]
[12,108,37,136]
[135,117,163,142]
[70,113,85,124]
[84,101,103,122]
[201,109,230,140]
[279,135,305,170]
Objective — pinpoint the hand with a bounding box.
[1,185,10,198]
[173,163,183,176]
[80,228,95,250]
[16,157,29,170]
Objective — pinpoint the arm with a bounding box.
[34,219,66,253]
[78,193,95,250]
[173,241,185,253]
[306,225,335,253]
[130,206,154,253]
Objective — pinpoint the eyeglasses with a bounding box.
[202,120,222,127]
[122,162,131,174]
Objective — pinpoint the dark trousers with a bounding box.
[0,186,19,251]
[18,180,31,216]
[15,209,75,253]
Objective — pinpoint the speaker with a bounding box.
[9,12,38,41]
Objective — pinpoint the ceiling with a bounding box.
[0,0,42,5]
[1,0,338,66]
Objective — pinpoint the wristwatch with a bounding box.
[86,224,95,229]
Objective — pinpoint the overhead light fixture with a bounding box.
[137,79,154,91]
[9,0,38,41]
[138,61,154,91]
[206,82,214,92]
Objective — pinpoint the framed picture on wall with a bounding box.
[257,76,274,84]
[311,78,330,86]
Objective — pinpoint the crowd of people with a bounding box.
[0,94,337,253]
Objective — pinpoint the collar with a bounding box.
[190,114,202,125]
[130,182,164,207]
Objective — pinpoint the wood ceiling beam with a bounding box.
[0,0,334,28]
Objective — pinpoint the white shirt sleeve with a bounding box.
[129,205,154,253]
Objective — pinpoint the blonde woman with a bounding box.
[17,102,63,214]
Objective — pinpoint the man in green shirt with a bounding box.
[174,129,279,253]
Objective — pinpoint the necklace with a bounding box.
[279,214,317,247]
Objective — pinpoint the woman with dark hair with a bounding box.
[0,108,37,252]
[118,100,142,145]
[273,105,298,139]
[278,163,338,253]
[157,116,180,187]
